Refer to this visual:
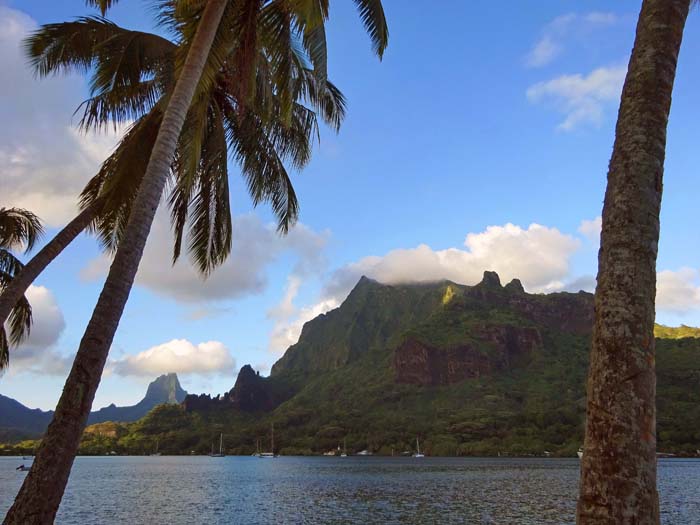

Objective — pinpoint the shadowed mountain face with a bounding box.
[0,374,187,440]
[0,395,54,442]
[270,272,595,386]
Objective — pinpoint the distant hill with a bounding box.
[0,374,187,442]
[48,273,700,458]
[0,395,53,441]
[88,373,187,424]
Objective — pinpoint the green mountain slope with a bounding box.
[5,273,699,457]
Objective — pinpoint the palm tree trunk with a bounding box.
[0,202,100,328]
[577,1,690,523]
[3,1,228,523]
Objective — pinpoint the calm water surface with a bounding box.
[2,456,699,524]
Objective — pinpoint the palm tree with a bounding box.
[4,1,387,522]
[577,1,691,523]
[0,208,43,370]
[0,10,346,328]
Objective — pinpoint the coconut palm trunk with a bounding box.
[3,1,228,523]
[577,1,690,523]
[0,201,100,328]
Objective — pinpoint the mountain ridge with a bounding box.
[0,373,187,440]
[3,273,700,456]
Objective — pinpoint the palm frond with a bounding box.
[85,0,119,16]
[25,17,127,77]
[0,270,33,371]
[0,329,8,371]
[273,0,329,80]
[170,98,231,274]
[224,105,299,233]
[0,250,24,278]
[352,0,389,58]
[25,17,175,132]
[0,208,43,253]
[80,110,163,253]
[77,78,166,131]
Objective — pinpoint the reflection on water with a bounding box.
[1,456,699,524]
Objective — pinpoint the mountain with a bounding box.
[0,395,53,441]
[64,272,700,457]
[0,374,187,441]
[5,274,700,457]
[88,373,187,424]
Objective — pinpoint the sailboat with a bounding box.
[340,438,348,458]
[577,447,584,459]
[149,438,162,456]
[412,437,425,458]
[258,423,277,458]
[209,433,225,457]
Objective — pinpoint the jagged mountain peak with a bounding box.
[476,270,502,288]
[144,373,187,405]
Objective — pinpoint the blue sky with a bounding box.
[2,1,699,410]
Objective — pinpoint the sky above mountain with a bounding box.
[2,1,700,410]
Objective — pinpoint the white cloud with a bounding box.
[525,36,561,68]
[525,12,618,68]
[527,65,626,131]
[578,216,602,242]
[109,339,235,377]
[656,268,700,314]
[563,275,596,293]
[82,211,328,304]
[267,276,339,354]
[330,223,580,296]
[267,222,581,353]
[584,12,618,25]
[6,286,70,375]
[0,7,124,227]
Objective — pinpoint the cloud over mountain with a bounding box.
[109,339,235,377]
[267,222,581,353]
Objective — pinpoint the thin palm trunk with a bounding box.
[0,202,100,328]
[577,1,690,523]
[3,1,228,523]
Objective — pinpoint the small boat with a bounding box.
[356,449,372,456]
[149,439,162,456]
[577,447,584,459]
[340,438,347,458]
[413,437,425,458]
[16,464,30,472]
[209,433,225,457]
[258,423,277,458]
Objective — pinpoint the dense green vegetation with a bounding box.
[654,324,700,339]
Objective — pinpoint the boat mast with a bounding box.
[271,423,275,455]
[219,433,223,455]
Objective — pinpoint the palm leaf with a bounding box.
[0,270,33,370]
[0,208,43,253]
[352,0,389,58]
